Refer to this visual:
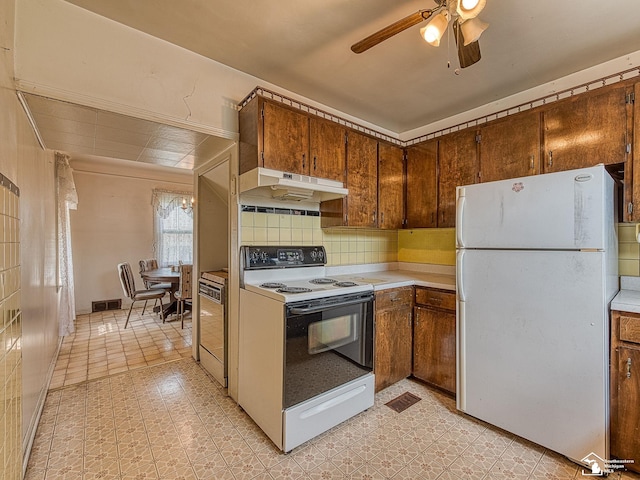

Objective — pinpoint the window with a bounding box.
[152,190,193,267]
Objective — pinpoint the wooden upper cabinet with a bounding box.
[405,141,438,228]
[479,111,541,182]
[438,129,479,228]
[542,84,629,174]
[631,82,640,222]
[309,117,346,182]
[262,101,310,175]
[346,131,378,227]
[320,130,378,228]
[378,143,404,229]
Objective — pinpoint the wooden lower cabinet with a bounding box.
[413,288,456,395]
[611,310,640,473]
[374,287,413,392]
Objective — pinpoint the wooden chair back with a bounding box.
[117,262,136,299]
[177,264,193,300]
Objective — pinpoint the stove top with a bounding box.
[240,245,373,302]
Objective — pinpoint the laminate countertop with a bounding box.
[327,264,456,292]
[611,289,640,314]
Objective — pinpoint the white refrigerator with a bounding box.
[456,165,618,464]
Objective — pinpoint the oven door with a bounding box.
[284,292,374,409]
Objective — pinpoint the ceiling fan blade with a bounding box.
[351,9,434,54]
[453,19,481,68]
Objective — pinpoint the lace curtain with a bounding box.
[151,189,193,267]
[56,153,78,336]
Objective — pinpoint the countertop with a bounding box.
[611,289,640,314]
[326,263,456,292]
[611,276,640,313]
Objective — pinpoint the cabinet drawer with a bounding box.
[375,287,413,312]
[620,315,640,345]
[415,288,456,311]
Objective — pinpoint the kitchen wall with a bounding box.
[69,157,193,314]
[240,210,398,265]
[2,0,60,476]
[619,223,640,276]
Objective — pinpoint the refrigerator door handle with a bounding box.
[456,188,466,248]
[456,249,466,302]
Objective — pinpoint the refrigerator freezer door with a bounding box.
[456,165,612,250]
[457,249,608,463]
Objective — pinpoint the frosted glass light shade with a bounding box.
[457,0,486,20]
[460,17,488,45]
[420,12,448,46]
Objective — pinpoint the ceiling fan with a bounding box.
[351,0,489,68]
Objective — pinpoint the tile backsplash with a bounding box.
[618,223,640,276]
[240,212,640,277]
[240,211,397,265]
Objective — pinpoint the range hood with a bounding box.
[239,167,348,202]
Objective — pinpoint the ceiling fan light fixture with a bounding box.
[460,17,488,45]
[457,0,486,20]
[420,11,448,46]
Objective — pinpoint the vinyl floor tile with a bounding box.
[25,309,640,480]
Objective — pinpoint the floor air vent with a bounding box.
[92,299,122,313]
[385,392,421,413]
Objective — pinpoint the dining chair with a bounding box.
[174,264,193,329]
[138,258,172,314]
[117,262,167,329]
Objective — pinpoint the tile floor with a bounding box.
[26,354,640,480]
[49,306,192,389]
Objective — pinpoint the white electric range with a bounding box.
[238,245,375,452]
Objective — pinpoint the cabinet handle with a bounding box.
[431,212,435,225]
[428,297,442,304]
[548,151,553,168]
[313,156,317,170]
[302,153,306,169]
[627,357,632,378]
[530,155,534,170]
[373,210,377,223]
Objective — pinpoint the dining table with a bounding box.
[141,267,181,320]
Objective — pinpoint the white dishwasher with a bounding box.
[198,273,227,387]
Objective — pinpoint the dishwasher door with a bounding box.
[199,280,227,387]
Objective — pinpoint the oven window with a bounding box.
[308,314,357,354]
[284,298,373,409]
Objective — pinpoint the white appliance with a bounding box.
[198,273,227,387]
[238,246,375,452]
[239,167,348,202]
[456,165,618,465]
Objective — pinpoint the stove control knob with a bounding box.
[310,250,317,261]
[317,250,324,262]
[259,251,269,263]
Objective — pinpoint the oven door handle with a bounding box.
[288,297,371,315]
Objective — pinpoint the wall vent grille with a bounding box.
[92,299,122,313]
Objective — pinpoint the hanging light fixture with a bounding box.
[456,0,486,20]
[181,196,194,216]
[459,16,488,45]
[418,0,489,67]
[420,10,449,46]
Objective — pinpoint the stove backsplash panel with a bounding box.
[240,210,397,266]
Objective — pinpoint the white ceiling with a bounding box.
[21,93,233,170]
[62,0,640,134]
[25,0,640,170]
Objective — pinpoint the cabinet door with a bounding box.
[263,101,309,175]
[438,129,479,228]
[542,84,628,174]
[309,117,346,182]
[346,132,378,227]
[612,347,640,471]
[375,305,413,392]
[406,141,437,228]
[378,143,404,229]
[413,306,456,394]
[480,111,541,182]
